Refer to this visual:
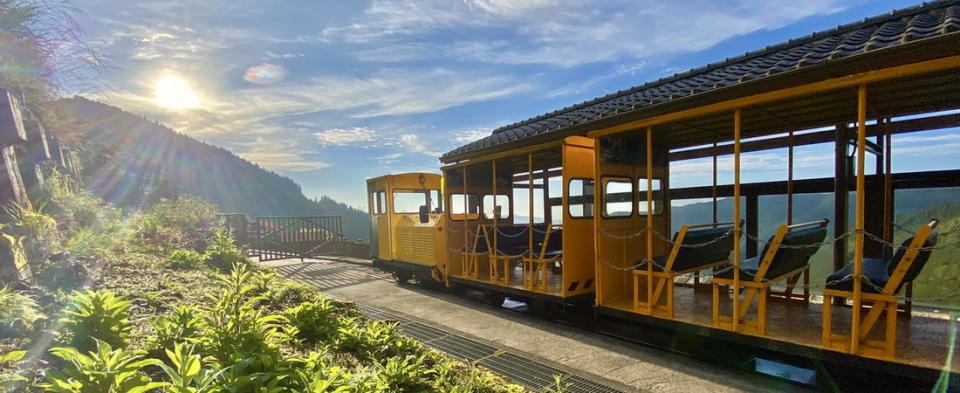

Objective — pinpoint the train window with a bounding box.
[602,177,633,218]
[372,191,385,215]
[568,178,594,218]
[450,193,480,220]
[429,189,442,213]
[637,178,663,215]
[393,190,429,214]
[483,195,509,219]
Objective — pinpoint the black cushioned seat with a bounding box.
[717,226,827,280]
[825,232,938,293]
[635,225,734,272]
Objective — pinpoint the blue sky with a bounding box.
[69,0,957,210]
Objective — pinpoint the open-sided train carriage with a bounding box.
[370,1,960,387]
[442,136,597,309]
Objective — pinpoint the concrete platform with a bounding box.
[265,257,815,393]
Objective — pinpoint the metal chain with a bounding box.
[495,227,529,238]
[650,227,733,248]
[599,227,648,240]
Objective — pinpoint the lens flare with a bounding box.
[243,64,286,85]
[154,76,199,109]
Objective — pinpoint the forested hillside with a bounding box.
[58,97,369,240]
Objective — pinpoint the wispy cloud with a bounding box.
[453,128,492,143]
[315,127,377,146]
[325,0,854,67]
[238,137,329,172]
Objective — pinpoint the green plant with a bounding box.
[167,250,204,270]
[284,300,341,345]
[199,263,283,366]
[158,344,224,393]
[59,290,132,352]
[0,350,28,386]
[0,286,43,337]
[151,305,204,350]
[375,355,433,392]
[39,340,166,393]
[544,375,570,393]
[203,229,247,271]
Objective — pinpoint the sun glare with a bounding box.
[154,75,199,109]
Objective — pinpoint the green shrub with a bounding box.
[0,350,29,389]
[157,343,223,393]
[284,300,341,345]
[134,197,217,255]
[376,355,434,392]
[167,249,204,270]
[0,286,43,338]
[151,305,204,350]
[203,229,247,271]
[199,264,283,366]
[40,340,166,393]
[59,290,132,352]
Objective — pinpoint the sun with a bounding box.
[153,75,199,109]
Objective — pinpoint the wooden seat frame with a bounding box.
[522,223,560,292]
[713,219,827,336]
[632,221,736,319]
[821,219,938,360]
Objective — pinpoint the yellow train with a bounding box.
[368,2,960,389]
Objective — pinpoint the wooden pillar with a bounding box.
[787,131,794,225]
[645,127,654,314]
[833,123,849,273]
[852,85,867,353]
[732,109,742,331]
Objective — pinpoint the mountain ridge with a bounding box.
[59,97,370,240]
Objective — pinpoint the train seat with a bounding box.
[822,219,939,359]
[825,232,938,293]
[634,225,734,273]
[712,220,828,336]
[717,226,827,281]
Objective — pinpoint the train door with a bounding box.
[366,178,392,261]
[561,136,597,297]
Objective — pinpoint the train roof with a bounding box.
[441,0,960,163]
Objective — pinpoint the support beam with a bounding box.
[668,112,960,162]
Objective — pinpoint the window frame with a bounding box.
[482,194,511,220]
[392,189,438,214]
[566,177,595,219]
[448,193,481,220]
[636,178,664,216]
[601,176,634,219]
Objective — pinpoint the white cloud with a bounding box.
[393,134,443,157]
[265,51,304,59]
[238,137,329,172]
[327,0,854,67]
[453,128,491,143]
[315,127,377,145]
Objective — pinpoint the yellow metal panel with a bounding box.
[562,136,596,297]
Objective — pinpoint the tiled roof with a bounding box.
[442,1,960,162]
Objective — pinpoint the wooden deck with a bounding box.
[601,286,959,373]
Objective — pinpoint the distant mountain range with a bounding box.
[60,97,370,240]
